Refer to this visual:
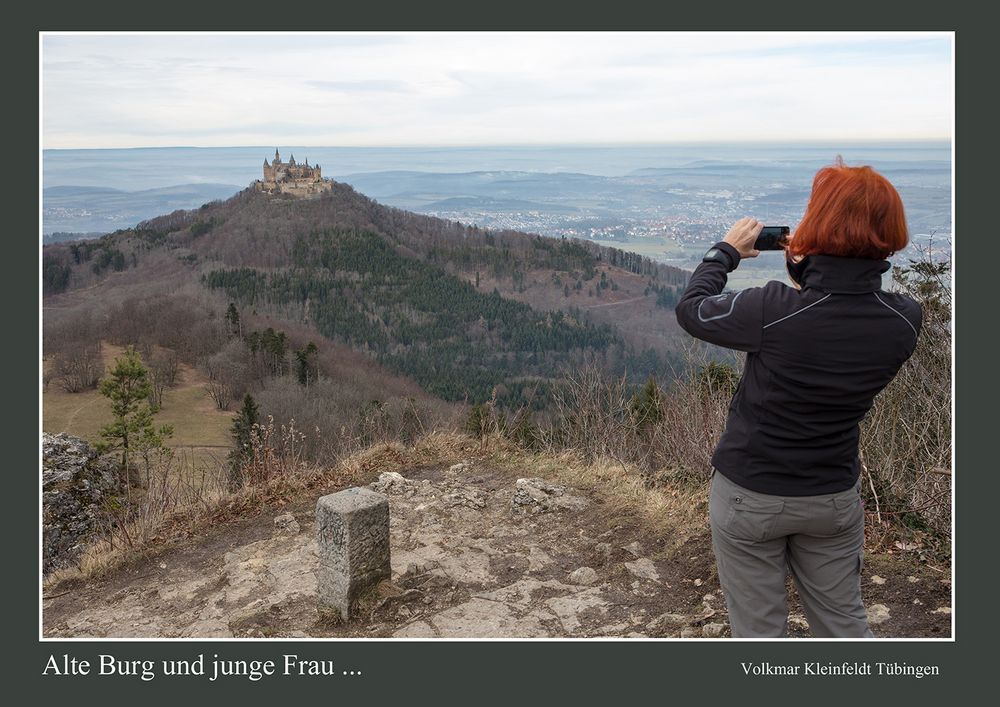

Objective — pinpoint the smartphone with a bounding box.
[754,226,790,251]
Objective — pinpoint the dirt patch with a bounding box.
[859,555,952,638]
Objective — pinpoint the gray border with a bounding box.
[18,5,980,703]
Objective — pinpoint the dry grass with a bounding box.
[42,386,110,441]
[492,445,708,548]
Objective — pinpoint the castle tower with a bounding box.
[274,148,281,163]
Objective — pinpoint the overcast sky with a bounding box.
[42,32,953,149]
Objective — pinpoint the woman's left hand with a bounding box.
[723,217,763,259]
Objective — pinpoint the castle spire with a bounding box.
[263,157,270,167]
[274,148,280,162]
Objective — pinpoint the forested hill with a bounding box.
[43,181,692,406]
[136,181,688,286]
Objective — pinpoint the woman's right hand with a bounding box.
[723,217,763,259]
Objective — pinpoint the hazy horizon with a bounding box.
[42,141,951,244]
[43,141,951,192]
[43,137,952,152]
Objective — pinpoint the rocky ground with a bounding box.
[42,433,120,574]
[43,458,952,639]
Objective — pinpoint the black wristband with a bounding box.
[714,242,741,271]
[703,242,740,272]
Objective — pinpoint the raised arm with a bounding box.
[675,217,766,353]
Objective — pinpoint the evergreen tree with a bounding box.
[225,302,242,338]
[294,342,319,385]
[227,393,259,491]
[98,346,173,488]
[630,375,664,429]
[697,362,740,398]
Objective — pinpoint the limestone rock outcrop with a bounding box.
[42,433,119,573]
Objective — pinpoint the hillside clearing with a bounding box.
[43,344,234,473]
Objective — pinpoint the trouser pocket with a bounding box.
[833,484,864,534]
[711,473,784,543]
[728,498,785,542]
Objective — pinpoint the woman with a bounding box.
[674,159,922,638]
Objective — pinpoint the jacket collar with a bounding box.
[797,254,891,294]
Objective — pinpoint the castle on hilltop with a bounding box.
[255,149,333,196]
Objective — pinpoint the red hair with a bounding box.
[789,157,908,260]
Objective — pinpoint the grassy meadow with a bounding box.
[43,344,235,474]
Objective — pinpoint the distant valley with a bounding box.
[43,183,241,237]
[42,144,952,286]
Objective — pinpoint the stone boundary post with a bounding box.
[316,487,391,620]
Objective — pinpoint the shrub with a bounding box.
[859,255,952,546]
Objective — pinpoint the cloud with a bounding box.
[41,32,953,148]
[306,79,413,93]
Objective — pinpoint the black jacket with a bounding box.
[675,242,922,496]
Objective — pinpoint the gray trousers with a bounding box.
[709,468,873,638]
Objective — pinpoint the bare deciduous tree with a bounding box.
[52,341,104,393]
[147,349,181,409]
[204,339,251,410]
